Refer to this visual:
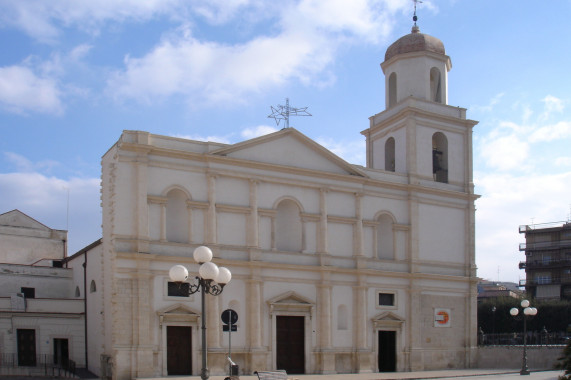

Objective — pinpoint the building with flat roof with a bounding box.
[518,221,571,300]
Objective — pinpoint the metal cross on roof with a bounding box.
[268,98,311,129]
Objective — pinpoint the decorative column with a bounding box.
[318,188,329,262]
[409,285,422,371]
[133,261,154,377]
[186,203,193,243]
[206,173,217,245]
[317,277,335,374]
[248,180,259,248]
[160,201,167,242]
[247,275,266,371]
[135,153,150,253]
[354,279,372,373]
[354,193,364,257]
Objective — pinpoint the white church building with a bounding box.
[82,24,479,379]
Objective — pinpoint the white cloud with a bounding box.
[479,134,529,171]
[106,1,410,106]
[540,94,565,120]
[241,125,278,139]
[529,121,571,143]
[316,137,366,165]
[555,157,571,167]
[475,171,571,282]
[4,152,60,173]
[0,0,185,43]
[0,65,63,115]
[0,171,101,254]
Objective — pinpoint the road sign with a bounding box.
[221,309,238,325]
[223,325,237,332]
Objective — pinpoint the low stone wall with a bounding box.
[477,345,565,370]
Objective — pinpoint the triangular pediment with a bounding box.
[0,209,51,231]
[267,291,314,306]
[211,128,366,178]
[372,311,405,328]
[157,303,199,316]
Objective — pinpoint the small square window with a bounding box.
[379,292,394,306]
[168,282,190,297]
[21,287,35,299]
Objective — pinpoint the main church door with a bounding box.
[378,330,396,372]
[167,326,192,375]
[276,316,305,374]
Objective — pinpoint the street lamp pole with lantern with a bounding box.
[510,299,538,376]
[169,246,232,380]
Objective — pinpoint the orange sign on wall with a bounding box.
[434,308,451,327]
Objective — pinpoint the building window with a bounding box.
[337,305,348,330]
[535,274,551,285]
[90,280,97,293]
[385,137,395,172]
[432,132,448,183]
[276,199,302,252]
[166,188,189,243]
[388,72,397,107]
[430,67,442,103]
[75,286,80,297]
[21,287,35,299]
[168,281,190,297]
[376,214,394,260]
[378,291,396,307]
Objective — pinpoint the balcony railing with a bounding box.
[520,276,571,286]
[0,354,75,378]
[478,331,568,346]
[519,258,571,269]
[518,240,571,252]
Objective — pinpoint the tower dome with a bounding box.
[384,27,445,62]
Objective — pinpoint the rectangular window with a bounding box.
[168,282,190,297]
[378,293,395,306]
[21,287,35,299]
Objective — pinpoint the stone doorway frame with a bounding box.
[157,303,201,377]
[372,311,405,372]
[267,291,315,374]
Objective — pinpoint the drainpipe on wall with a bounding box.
[83,255,89,370]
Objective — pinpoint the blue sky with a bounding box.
[1,0,570,283]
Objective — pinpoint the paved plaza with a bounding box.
[144,369,564,380]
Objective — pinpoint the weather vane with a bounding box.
[412,0,422,28]
[268,98,311,129]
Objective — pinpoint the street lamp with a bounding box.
[510,299,538,376]
[169,246,232,380]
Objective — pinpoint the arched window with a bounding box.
[432,132,448,183]
[337,305,348,330]
[385,137,395,172]
[388,72,397,107]
[90,280,97,293]
[430,67,442,103]
[276,199,302,252]
[75,286,80,298]
[166,188,189,243]
[376,214,394,260]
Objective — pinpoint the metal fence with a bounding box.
[478,330,569,346]
[0,353,76,378]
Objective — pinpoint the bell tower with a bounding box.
[362,23,477,190]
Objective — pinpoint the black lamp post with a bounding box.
[510,299,538,376]
[170,246,232,380]
[491,306,496,344]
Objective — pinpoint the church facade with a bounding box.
[88,26,479,379]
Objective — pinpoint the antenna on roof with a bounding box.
[412,0,422,32]
[268,98,311,129]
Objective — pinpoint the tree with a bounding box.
[556,339,571,379]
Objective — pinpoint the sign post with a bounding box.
[221,309,238,377]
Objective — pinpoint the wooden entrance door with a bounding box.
[17,329,36,366]
[53,338,69,367]
[167,326,192,375]
[276,316,305,374]
[378,330,396,372]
